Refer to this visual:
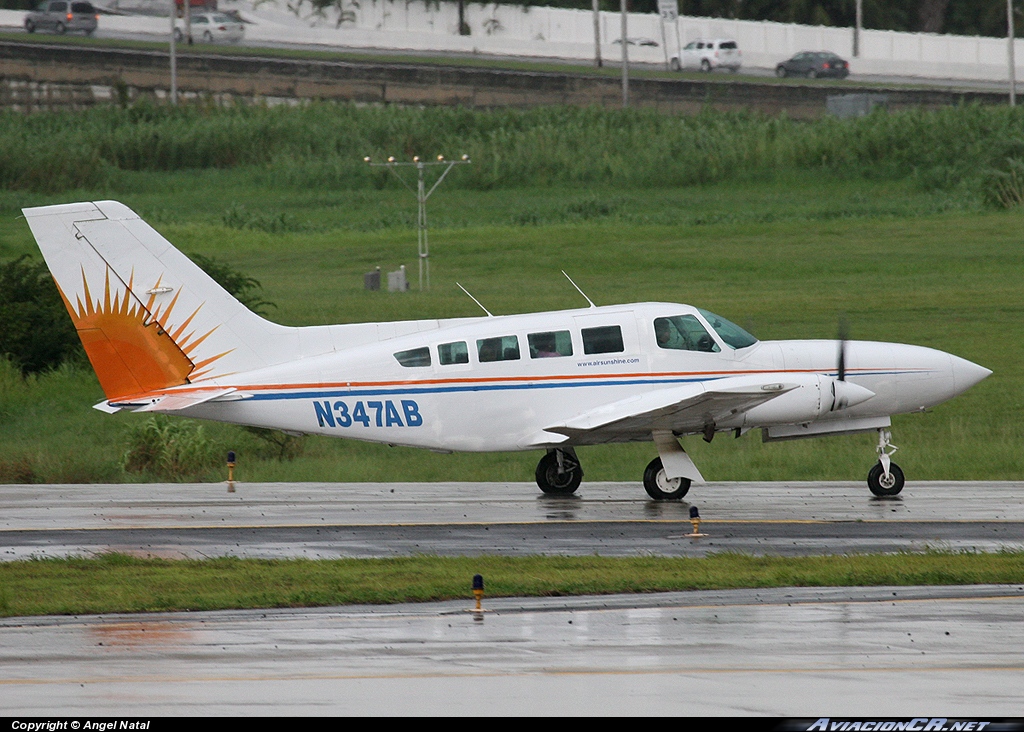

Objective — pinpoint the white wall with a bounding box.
[241,0,1022,82]
[4,0,1019,82]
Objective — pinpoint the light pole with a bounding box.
[169,0,177,105]
[365,155,471,291]
[1010,0,1017,106]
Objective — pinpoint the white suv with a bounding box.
[671,39,742,73]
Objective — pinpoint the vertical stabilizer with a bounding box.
[23,201,286,400]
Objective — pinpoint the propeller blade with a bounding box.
[837,316,849,381]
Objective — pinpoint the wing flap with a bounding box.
[545,376,798,443]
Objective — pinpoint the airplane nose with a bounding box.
[950,355,992,393]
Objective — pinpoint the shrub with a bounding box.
[0,255,83,374]
[122,416,220,480]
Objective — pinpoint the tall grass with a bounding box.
[2,102,1023,199]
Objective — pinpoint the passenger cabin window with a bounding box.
[582,325,624,355]
[528,330,572,359]
[477,335,520,362]
[394,347,431,367]
[654,315,720,353]
[438,341,469,365]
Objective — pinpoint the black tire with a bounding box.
[806,68,818,79]
[670,57,680,71]
[643,457,691,500]
[173,28,183,43]
[203,30,213,43]
[25,20,35,33]
[700,59,711,73]
[536,451,582,496]
[775,65,787,78]
[55,22,66,35]
[868,462,905,497]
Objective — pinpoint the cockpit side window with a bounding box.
[696,308,758,349]
[394,347,431,367]
[477,335,520,362]
[654,315,720,353]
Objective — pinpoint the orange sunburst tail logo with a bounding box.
[57,267,220,400]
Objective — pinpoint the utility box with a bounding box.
[364,267,381,291]
[826,94,888,119]
[387,265,409,292]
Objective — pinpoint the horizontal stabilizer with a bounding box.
[107,387,242,413]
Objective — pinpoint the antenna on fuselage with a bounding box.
[562,271,596,308]
[456,282,493,317]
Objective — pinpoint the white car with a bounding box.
[175,12,244,44]
[671,39,742,73]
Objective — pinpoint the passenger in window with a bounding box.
[655,318,686,350]
[533,333,560,358]
[479,340,500,362]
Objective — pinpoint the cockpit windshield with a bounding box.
[697,308,758,349]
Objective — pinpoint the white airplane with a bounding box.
[24,201,992,499]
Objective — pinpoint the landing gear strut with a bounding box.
[868,428,904,496]
[535,448,583,495]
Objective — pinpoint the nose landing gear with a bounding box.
[868,428,904,496]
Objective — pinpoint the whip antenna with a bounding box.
[456,283,493,317]
[562,271,596,308]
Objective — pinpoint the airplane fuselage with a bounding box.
[182,302,988,452]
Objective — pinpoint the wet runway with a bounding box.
[2,481,1023,715]
[1,480,1023,559]
[2,585,1023,715]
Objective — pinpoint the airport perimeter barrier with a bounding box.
[89,0,1024,83]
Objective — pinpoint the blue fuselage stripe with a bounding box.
[245,370,908,402]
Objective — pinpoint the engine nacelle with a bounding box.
[742,375,874,427]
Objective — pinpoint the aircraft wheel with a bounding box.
[536,451,581,496]
[868,462,904,497]
[643,457,690,500]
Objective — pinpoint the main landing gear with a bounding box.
[642,457,691,500]
[535,446,692,500]
[535,448,583,495]
[868,428,904,497]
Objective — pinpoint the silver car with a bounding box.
[175,13,245,44]
[25,0,98,36]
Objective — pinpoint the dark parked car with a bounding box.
[776,51,849,79]
[24,1,98,36]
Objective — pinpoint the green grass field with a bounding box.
[1,102,1022,485]
[1,170,1020,485]
[2,552,1023,617]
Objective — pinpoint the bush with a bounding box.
[0,255,83,375]
[122,416,220,480]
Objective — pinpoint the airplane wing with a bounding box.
[97,387,247,413]
[530,376,799,446]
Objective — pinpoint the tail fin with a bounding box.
[23,201,284,400]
